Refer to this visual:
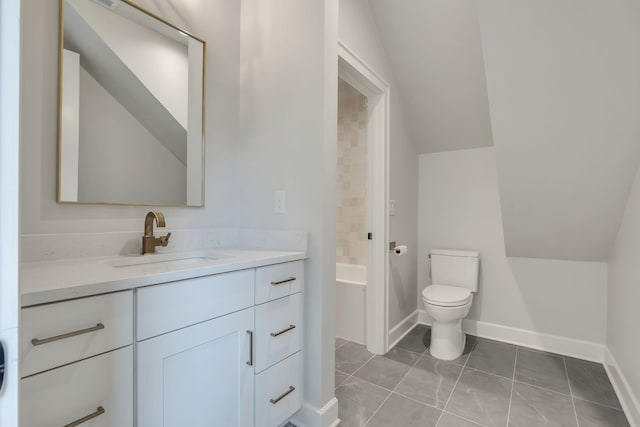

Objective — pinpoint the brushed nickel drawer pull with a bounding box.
[270,386,295,404]
[247,330,254,366]
[271,324,296,337]
[31,323,105,346]
[63,406,105,427]
[271,277,296,286]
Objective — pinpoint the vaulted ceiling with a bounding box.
[366,0,640,262]
[369,0,493,154]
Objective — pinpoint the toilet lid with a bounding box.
[423,284,472,307]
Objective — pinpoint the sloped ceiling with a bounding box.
[367,0,640,262]
[369,0,493,154]
[476,0,640,261]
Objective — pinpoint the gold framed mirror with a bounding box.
[57,0,205,206]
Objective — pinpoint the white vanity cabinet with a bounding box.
[136,269,256,427]
[20,255,305,427]
[20,291,134,427]
[137,307,255,427]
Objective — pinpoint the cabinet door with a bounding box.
[137,307,254,427]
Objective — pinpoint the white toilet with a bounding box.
[422,249,480,361]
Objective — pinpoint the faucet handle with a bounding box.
[160,232,172,247]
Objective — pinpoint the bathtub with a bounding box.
[335,263,366,344]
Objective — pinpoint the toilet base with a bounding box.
[429,319,466,361]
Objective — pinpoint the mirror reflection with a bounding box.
[58,0,205,206]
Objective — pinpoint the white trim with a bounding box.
[338,41,390,355]
[0,1,21,425]
[289,397,339,427]
[388,311,419,349]
[604,348,640,427]
[417,309,431,326]
[416,311,604,362]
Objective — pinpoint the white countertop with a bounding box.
[21,248,306,307]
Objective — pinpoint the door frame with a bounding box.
[0,0,22,424]
[338,42,390,355]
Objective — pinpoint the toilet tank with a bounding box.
[430,249,480,292]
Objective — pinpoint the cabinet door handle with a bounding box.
[63,406,105,427]
[271,277,296,286]
[246,330,254,366]
[270,386,295,404]
[31,323,105,346]
[270,324,296,337]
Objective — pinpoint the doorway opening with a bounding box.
[336,43,390,355]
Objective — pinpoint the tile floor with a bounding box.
[334,325,630,427]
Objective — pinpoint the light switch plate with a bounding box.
[274,190,286,214]
[389,199,396,216]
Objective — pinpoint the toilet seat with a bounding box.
[422,284,472,307]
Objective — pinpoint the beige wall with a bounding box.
[336,80,367,265]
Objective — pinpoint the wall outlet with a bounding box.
[389,199,396,216]
[274,190,286,214]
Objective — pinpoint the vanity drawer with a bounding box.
[255,261,304,304]
[21,346,133,427]
[137,269,254,340]
[255,351,302,427]
[255,293,302,372]
[21,291,133,377]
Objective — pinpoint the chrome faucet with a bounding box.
[141,211,171,254]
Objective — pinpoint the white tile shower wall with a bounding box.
[336,81,367,265]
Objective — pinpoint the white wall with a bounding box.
[369,0,493,155]
[77,67,186,205]
[239,1,339,424]
[418,147,607,344]
[476,0,640,262]
[608,161,640,417]
[339,0,419,331]
[21,0,241,236]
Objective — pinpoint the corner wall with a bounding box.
[607,162,640,425]
[339,0,419,333]
[418,147,607,354]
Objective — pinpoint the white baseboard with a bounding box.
[416,310,604,362]
[604,348,640,427]
[289,398,339,427]
[388,311,420,350]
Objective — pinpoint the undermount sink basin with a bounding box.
[105,253,225,269]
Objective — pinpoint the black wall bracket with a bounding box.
[0,341,5,393]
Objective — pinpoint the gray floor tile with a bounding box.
[445,368,512,427]
[354,348,420,390]
[366,393,442,427]
[336,370,349,389]
[336,337,349,348]
[335,377,390,427]
[396,354,462,409]
[466,338,517,379]
[437,412,484,427]
[395,325,431,354]
[515,348,570,394]
[574,398,630,427]
[565,357,622,409]
[508,382,577,426]
[336,342,373,374]
[448,334,478,365]
[384,346,423,365]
